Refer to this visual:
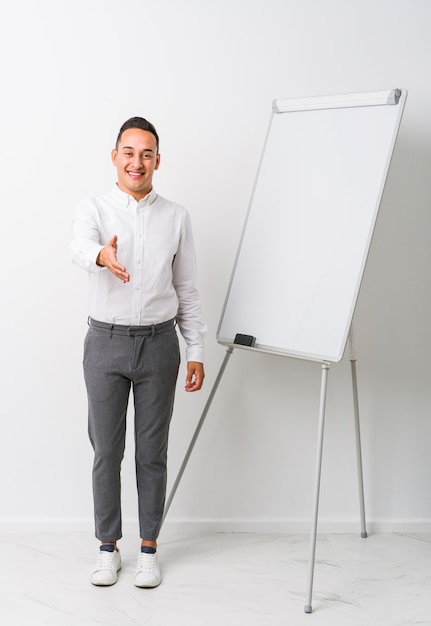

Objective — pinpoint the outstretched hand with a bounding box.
[96,235,130,283]
[185,362,205,392]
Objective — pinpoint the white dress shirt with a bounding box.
[71,185,206,363]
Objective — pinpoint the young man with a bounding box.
[71,117,206,587]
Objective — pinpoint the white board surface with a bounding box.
[217,89,407,362]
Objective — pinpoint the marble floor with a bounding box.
[1,531,430,625]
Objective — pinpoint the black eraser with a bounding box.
[234,333,256,347]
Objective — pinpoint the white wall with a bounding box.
[1,0,430,534]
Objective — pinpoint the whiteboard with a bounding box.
[217,89,407,362]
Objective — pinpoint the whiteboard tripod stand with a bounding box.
[163,88,407,613]
[162,324,367,614]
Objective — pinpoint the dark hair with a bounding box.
[115,117,159,152]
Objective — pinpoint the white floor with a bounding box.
[1,531,430,625]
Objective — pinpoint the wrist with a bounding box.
[96,247,106,267]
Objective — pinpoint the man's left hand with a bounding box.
[185,362,205,392]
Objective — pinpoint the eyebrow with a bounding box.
[121,146,154,152]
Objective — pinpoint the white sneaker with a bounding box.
[134,551,161,588]
[91,548,121,586]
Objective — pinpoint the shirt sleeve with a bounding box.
[172,210,207,363]
[71,199,105,273]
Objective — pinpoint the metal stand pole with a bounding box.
[162,346,234,525]
[348,327,368,538]
[304,361,330,614]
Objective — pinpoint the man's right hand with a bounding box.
[96,235,130,283]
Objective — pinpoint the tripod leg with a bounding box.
[348,328,367,538]
[304,361,330,614]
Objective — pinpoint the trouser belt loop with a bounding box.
[151,324,156,339]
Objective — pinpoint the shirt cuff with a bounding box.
[186,345,205,363]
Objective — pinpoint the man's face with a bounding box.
[111,128,160,200]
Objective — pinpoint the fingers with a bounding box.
[98,235,130,282]
[111,262,130,283]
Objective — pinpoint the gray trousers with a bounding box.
[83,318,180,543]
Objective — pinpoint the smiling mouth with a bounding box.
[127,171,144,179]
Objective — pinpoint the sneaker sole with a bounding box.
[134,578,161,588]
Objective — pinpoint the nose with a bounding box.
[131,155,144,168]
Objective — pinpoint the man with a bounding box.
[71,117,207,587]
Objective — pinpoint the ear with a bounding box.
[111,148,118,165]
[155,153,161,170]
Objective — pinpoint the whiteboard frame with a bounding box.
[216,88,407,363]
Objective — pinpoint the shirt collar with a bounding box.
[112,184,158,207]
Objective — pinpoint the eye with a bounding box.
[143,152,153,160]
[124,151,133,157]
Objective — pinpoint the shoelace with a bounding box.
[96,551,117,571]
[137,552,157,573]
